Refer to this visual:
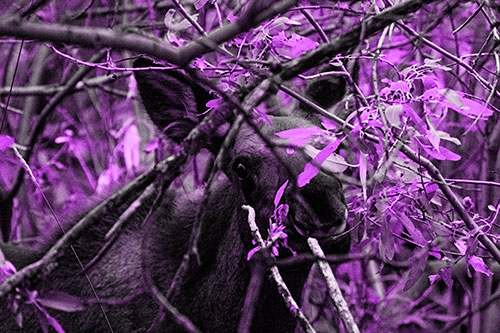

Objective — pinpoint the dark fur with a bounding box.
[0,59,348,332]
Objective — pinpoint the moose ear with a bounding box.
[301,65,346,112]
[133,58,212,143]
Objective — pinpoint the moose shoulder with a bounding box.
[0,59,349,332]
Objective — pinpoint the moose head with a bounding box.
[135,58,349,331]
[0,58,349,332]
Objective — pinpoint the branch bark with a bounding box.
[0,0,434,71]
[0,0,299,67]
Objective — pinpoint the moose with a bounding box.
[0,58,349,332]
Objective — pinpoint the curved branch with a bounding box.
[279,0,437,80]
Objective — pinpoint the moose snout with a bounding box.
[291,205,347,239]
[289,179,347,239]
[316,212,347,237]
[291,182,351,254]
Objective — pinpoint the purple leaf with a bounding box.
[0,261,16,283]
[454,239,467,255]
[425,145,461,161]
[54,129,74,144]
[403,105,427,135]
[429,247,441,259]
[247,246,260,261]
[385,104,403,128]
[421,87,440,102]
[37,291,86,312]
[469,256,493,276]
[428,273,439,285]
[0,135,14,151]
[320,153,348,173]
[274,180,289,207]
[308,141,337,164]
[273,32,318,58]
[145,138,161,153]
[206,97,223,111]
[32,301,65,333]
[379,217,395,261]
[416,138,461,161]
[297,140,343,187]
[428,267,453,287]
[392,80,411,92]
[321,118,337,130]
[398,212,427,246]
[440,267,453,288]
[297,163,319,188]
[424,183,439,200]
[96,163,123,194]
[461,96,495,118]
[439,89,494,119]
[275,126,323,147]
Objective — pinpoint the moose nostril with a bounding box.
[320,225,333,233]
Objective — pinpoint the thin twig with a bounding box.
[0,73,130,96]
[242,205,316,333]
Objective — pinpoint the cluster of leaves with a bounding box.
[0,0,499,332]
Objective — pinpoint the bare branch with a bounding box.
[0,17,181,64]
[0,0,299,67]
[242,205,316,333]
[279,0,438,80]
[308,238,359,333]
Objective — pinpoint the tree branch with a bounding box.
[0,0,299,67]
[279,0,437,80]
[0,17,181,64]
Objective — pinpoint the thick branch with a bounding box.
[0,0,298,67]
[279,0,436,80]
[0,17,181,64]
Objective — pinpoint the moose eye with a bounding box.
[234,162,249,179]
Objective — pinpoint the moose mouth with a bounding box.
[287,207,347,240]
